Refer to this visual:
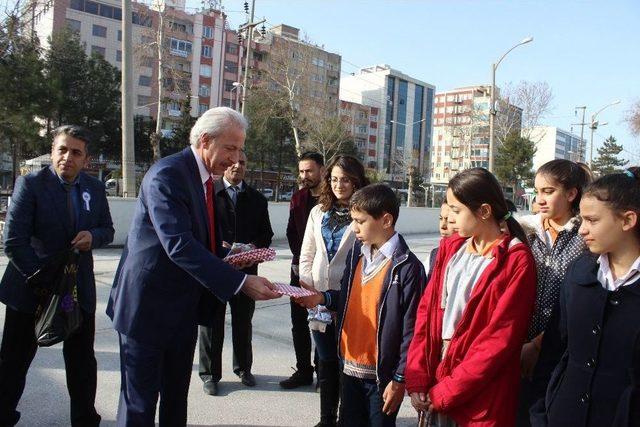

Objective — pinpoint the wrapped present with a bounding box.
[223,247,276,267]
[273,282,317,298]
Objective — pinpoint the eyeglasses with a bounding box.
[330,177,351,185]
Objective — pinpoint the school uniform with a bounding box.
[530,253,640,427]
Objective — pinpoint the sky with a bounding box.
[184,0,640,163]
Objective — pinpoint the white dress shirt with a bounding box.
[597,253,640,291]
[190,146,246,293]
[361,232,400,276]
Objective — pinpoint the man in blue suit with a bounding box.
[107,107,280,426]
[0,125,114,426]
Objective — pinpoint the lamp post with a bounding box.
[589,100,621,166]
[230,82,243,111]
[488,36,533,172]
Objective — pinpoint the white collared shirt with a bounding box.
[190,145,214,201]
[597,253,640,291]
[361,232,400,276]
[190,146,246,293]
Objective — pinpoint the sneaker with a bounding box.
[279,367,314,389]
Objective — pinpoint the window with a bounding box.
[252,51,264,61]
[138,75,151,87]
[132,11,152,27]
[225,43,238,54]
[92,24,107,38]
[311,74,323,82]
[200,64,212,77]
[99,4,113,18]
[116,50,122,62]
[66,19,81,33]
[84,0,98,14]
[199,84,210,97]
[199,104,209,116]
[137,95,152,106]
[91,45,105,57]
[357,125,368,134]
[170,38,192,57]
[113,6,121,20]
[201,45,212,58]
[224,61,238,74]
[203,26,213,38]
[117,30,122,42]
[70,0,83,11]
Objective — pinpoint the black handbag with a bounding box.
[28,249,83,347]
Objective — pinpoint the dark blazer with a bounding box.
[213,178,273,275]
[286,187,311,266]
[324,234,426,386]
[106,147,246,348]
[531,253,640,427]
[1,166,114,314]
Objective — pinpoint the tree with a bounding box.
[44,28,121,158]
[592,135,628,176]
[133,115,156,164]
[495,132,536,199]
[302,116,357,163]
[626,100,640,137]
[496,81,554,143]
[0,15,48,185]
[164,93,195,156]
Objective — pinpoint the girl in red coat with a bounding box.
[406,168,537,427]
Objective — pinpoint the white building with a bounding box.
[527,126,586,171]
[340,64,435,182]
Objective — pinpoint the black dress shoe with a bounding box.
[279,368,314,389]
[239,371,256,387]
[203,380,218,396]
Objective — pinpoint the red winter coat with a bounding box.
[406,233,536,427]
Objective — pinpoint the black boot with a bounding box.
[315,360,340,427]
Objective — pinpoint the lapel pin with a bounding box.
[82,191,91,211]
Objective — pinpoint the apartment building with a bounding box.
[339,100,379,170]
[340,64,435,183]
[527,126,586,171]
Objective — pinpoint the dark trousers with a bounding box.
[290,271,314,374]
[340,374,399,427]
[199,292,255,382]
[313,325,340,424]
[0,306,100,427]
[116,327,197,427]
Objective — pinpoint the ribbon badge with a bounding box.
[82,191,91,211]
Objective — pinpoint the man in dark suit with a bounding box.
[199,151,273,395]
[106,107,279,426]
[0,125,114,426]
[280,152,324,389]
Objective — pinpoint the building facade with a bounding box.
[338,100,379,170]
[430,85,523,184]
[527,126,587,171]
[32,0,243,136]
[340,64,435,183]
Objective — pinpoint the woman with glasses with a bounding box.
[299,155,370,427]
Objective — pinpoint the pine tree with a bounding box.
[0,15,48,184]
[165,93,196,156]
[495,132,536,198]
[592,135,628,176]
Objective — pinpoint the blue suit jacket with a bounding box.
[106,147,246,348]
[1,166,114,313]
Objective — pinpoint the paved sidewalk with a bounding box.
[0,234,439,426]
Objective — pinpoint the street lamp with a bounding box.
[230,82,243,111]
[589,100,620,166]
[488,36,533,172]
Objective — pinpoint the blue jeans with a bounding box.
[312,323,339,362]
[340,374,399,427]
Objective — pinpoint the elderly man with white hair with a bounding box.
[107,107,279,426]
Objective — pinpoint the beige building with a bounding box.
[339,100,379,170]
[527,126,586,171]
[430,85,522,184]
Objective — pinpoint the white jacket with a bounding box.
[299,205,355,294]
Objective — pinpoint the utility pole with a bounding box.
[121,0,136,197]
[488,64,497,172]
[238,1,265,115]
[572,106,587,161]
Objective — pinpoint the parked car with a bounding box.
[260,188,274,200]
[279,190,293,202]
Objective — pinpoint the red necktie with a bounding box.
[205,177,216,253]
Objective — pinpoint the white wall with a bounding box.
[107,198,441,246]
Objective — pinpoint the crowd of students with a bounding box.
[291,154,640,427]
